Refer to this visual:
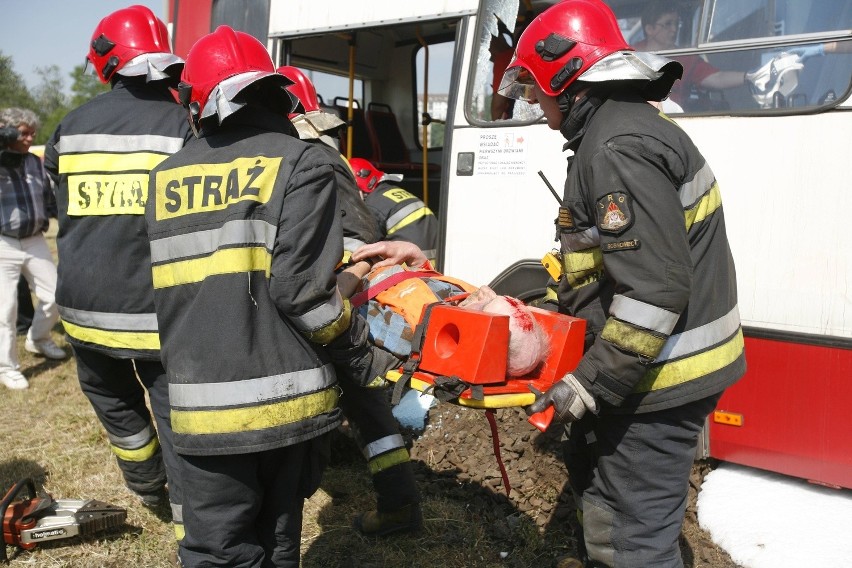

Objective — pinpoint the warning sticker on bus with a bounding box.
[474,132,527,176]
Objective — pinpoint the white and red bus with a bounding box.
[165,0,852,489]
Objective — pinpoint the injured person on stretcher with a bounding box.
[339,240,550,379]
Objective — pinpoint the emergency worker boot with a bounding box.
[552,556,585,568]
[353,503,423,537]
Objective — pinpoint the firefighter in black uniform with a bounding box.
[43,5,191,539]
[349,157,439,265]
[276,66,382,261]
[278,66,423,537]
[146,27,401,567]
[499,1,746,567]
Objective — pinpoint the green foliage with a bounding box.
[70,63,109,108]
[0,52,109,144]
[0,52,37,112]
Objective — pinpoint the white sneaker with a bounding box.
[0,370,29,390]
[25,338,68,360]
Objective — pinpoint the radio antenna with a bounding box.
[537,171,563,205]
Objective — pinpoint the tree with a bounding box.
[0,52,37,112]
[70,63,109,108]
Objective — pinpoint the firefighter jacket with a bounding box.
[555,91,745,414]
[308,139,381,257]
[144,107,371,455]
[364,181,438,263]
[44,78,192,360]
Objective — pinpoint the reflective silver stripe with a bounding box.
[422,248,437,261]
[169,363,336,408]
[171,503,183,523]
[363,434,406,460]
[656,305,742,362]
[610,294,680,336]
[386,202,424,230]
[289,288,344,332]
[107,424,156,449]
[344,236,366,253]
[561,226,600,252]
[57,133,185,154]
[58,306,158,332]
[679,161,715,209]
[149,219,277,263]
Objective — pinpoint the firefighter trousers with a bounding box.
[563,392,722,568]
[72,346,182,527]
[177,436,329,568]
[338,375,420,513]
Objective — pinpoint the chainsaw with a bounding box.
[1,478,126,562]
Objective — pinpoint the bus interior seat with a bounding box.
[333,96,374,160]
[366,102,439,175]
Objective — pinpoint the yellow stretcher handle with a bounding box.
[384,370,537,409]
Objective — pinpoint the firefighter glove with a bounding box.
[363,346,403,389]
[527,373,597,423]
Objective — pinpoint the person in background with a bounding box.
[147,26,400,566]
[43,5,190,544]
[634,1,748,108]
[0,107,67,391]
[277,65,382,261]
[278,65,424,538]
[348,157,438,266]
[498,1,745,566]
[16,276,35,335]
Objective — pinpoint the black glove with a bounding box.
[362,346,402,389]
[0,126,20,148]
[527,373,597,423]
[325,313,401,388]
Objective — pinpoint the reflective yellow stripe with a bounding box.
[111,436,160,462]
[684,183,721,230]
[635,329,744,392]
[368,447,410,475]
[62,320,160,350]
[60,152,167,174]
[601,318,667,359]
[562,248,603,287]
[384,370,537,408]
[386,208,432,236]
[152,246,271,288]
[171,388,338,435]
[304,298,352,345]
[174,523,185,542]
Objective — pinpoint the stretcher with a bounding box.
[382,301,586,493]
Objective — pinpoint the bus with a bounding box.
[166,0,852,490]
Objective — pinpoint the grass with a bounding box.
[2,342,565,568]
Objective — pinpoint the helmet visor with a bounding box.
[497,66,537,103]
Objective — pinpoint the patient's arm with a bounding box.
[337,261,372,299]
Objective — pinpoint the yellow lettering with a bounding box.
[154,157,282,220]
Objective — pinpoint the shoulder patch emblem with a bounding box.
[596,192,633,235]
[557,207,574,229]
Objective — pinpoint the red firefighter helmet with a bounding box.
[499,0,631,100]
[87,5,180,84]
[179,26,290,126]
[349,158,383,193]
[276,66,321,118]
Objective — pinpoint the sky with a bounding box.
[0,0,166,96]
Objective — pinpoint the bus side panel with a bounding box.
[169,0,213,58]
[709,336,852,489]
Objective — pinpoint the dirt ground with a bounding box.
[381,400,742,568]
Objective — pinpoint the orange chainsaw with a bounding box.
[1,478,126,562]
